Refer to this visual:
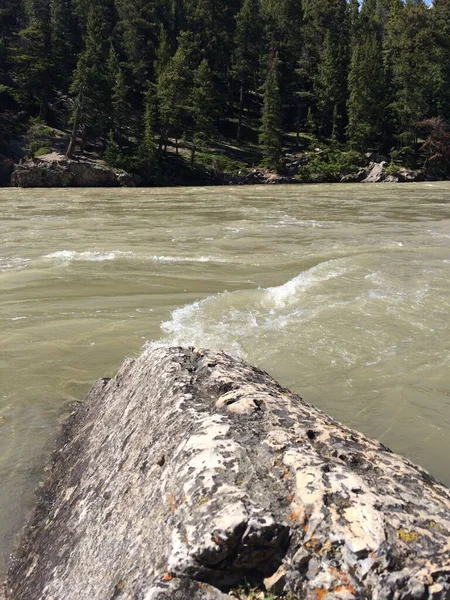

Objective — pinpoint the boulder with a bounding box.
[10,153,137,187]
[397,168,427,183]
[361,161,388,183]
[3,346,450,600]
[340,168,367,183]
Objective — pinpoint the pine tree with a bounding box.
[314,1,350,140]
[104,129,122,166]
[139,86,158,170]
[347,25,388,151]
[260,53,283,168]
[114,0,161,89]
[189,59,216,164]
[52,0,78,91]
[232,0,263,142]
[154,26,172,80]
[13,0,54,120]
[299,0,350,140]
[156,31,197,155]
[67,2,110,157]
[0,0,23,142]
[385,0,433,144]
[107,44,132,147]
[185,0,240,114]
[433,0,450,120]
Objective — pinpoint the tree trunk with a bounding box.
[190,143,195,166]
[79,125,87,155]
[38,93,48,123]
[237,82,244,143]
[3,347,450,600]
[66,96,82,159]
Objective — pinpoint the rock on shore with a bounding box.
[10,152,137,187]
[3,346,450,600]
[340,161,427,184]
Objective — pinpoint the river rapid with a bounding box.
[1,183,450,572]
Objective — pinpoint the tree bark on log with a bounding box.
[3,346,450,600]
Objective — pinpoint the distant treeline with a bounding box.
[0,0,449,173]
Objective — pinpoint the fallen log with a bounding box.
[3,346,450,600]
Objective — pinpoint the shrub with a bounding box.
[33,146,52,157]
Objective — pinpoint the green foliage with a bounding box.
[347,25,388,151]
[104,130,123,167]
[194,151,244,174]
[189,59,217,163]
[297,148,365,182]
[432,0,450,120]
[260,53,283,168]
[69,2,110,145]
[138,86,158,170]
[27,118,54,155]
[233,0,263,87]
[13,0,54,118]
[157,31,198,148]
[385,0,434,136]
[115,0,160,87]
[33,146,52,157]
[27,118,53,140]
[0,0,449,177]
[108,44,133,146]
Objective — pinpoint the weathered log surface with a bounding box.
[4,346,450,600]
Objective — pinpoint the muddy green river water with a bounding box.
[1,183,450,572]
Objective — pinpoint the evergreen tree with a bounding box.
[262,0,303,133]
[315,1,350,140]
[67,2,110,157]
[433,0,450,120]
[107,44,132,147]
[260,53,283,167]
[0,0,450,178]
[189,58,216,164]
[114,0,161,89]
[104,128,122,166]
[185,0,240,113]
[386,0,433,143]
[347,25,388,150]
[13,0,54,120]
[154,26,172,80]
[0,0,23,142]
[232,0,263,142]
[139,85,158,170]
[299,0,350,139]
[156,31,197,155]
[52,0,78,91]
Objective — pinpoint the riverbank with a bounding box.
[3,151,435,188]
[0,126,444,188]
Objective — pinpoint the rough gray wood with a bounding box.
[4,346,450,600]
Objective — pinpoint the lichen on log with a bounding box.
[3,346,450,599]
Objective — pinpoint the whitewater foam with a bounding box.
[159,260,350,353]
[0,257,31,273]
[264,260,348,307]
[44,250,131,263]
[151,255,227,263]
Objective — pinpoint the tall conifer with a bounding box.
[260,53,283,167]
[67,2,109,156]
[232,0,263,142]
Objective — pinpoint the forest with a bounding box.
[0,0,449,183]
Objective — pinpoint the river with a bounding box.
[1,183,450,573]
